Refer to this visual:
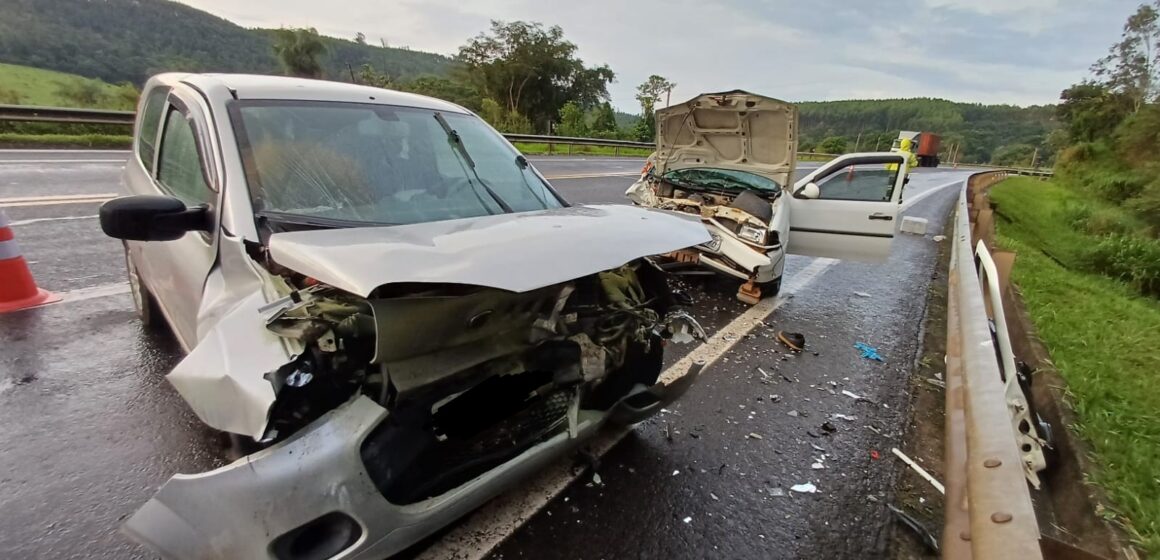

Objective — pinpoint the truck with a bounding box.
[892,131,941,167]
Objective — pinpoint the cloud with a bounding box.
[177,0,1143,111]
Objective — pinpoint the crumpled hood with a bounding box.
[654,90,797,186]
[268,204,711,295]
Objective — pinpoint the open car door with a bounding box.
[786,152,909,262]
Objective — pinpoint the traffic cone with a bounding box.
[0,209,61,313]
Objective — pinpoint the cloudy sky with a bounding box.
[178,0,1140,112]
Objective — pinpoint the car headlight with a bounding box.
[737,225,767,245]
[699,231,723,252]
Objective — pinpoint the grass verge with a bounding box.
[991,176,1160,553]
[512,142,652,157]
[0,133,131,149]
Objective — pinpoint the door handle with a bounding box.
[869,213,893,221]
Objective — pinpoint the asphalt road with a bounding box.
[0,151,970,559]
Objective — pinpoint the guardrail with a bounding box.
[943,171,1044,559]
[0,104,135,125]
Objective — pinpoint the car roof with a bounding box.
[155,73,470,113]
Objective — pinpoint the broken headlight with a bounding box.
[737,225,767,245]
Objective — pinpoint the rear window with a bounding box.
[136,87,170,172]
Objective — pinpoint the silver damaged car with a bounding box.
[99,73,710,559]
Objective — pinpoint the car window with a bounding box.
[156,107,212,206]
[231,101,562,226]
[814,163,899,202]
[136,87,170,173]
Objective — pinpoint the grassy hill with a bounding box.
[0,62,131,107]
[0,0,453,86]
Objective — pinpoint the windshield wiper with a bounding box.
[256,210,394,230]
[433,112,514,213]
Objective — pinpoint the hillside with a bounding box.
[0,63,133,107]
[796,98,1058,165]
[0,0,453,85]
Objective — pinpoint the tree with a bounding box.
[273,27,327,78]
[1093,2,1160,111]
[556,101,588,137]
[479,98,532,133]
[589,102,618,137]
[634,75,675,141]
[355,32,367,45]
[817,136,848,154]
[401,76,482,111]
[1057,82,1133,142]
[457,21,615,132]
[358,64,392,88]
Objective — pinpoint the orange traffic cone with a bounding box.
[0,209,61,313]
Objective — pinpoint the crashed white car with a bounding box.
[627,90,911,303]
[99,73,709,559]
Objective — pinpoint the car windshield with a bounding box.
[659,167,781,194]
[230,100,562,226]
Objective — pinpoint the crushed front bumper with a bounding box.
[125,362,705,560]
[693,224,784,284]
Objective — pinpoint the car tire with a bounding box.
[758,276,782,297]
[124,243,161,329]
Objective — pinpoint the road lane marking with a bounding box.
[0,193,117,207]
[58,282,130,304]
[899,178,965,213]
[0,159,126,165]
[416,256,838,560]
[10,214,99,226]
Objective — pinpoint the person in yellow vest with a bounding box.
[887,137,919,171]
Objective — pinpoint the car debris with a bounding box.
[932,235,947,242]
[853,291,872,298]
[888,504,940,554]
[831,413,857,422]
[854,342,885,362]
[790,482,818,494]
[924,377,947,389]
[892,448,946,495]
[710,492,720,501]
[776,331,806,352]
[820,421,837,434]
[747,433,764,440]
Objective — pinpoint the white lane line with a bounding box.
[416,256,838,560]
[899,179,963,213]
[0,159,125,165]
[0,149,129,154]
[10,214,99,226]
[0,193,117,207]
[58,282,130,304]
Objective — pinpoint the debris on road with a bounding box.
[870,449,880,460]
[672,470,681,477]
[932,235,947,242]
[841,389,875,404]
[811,461,825,470]
[747,433,763,440]
[831,413,857,422]
[787,410,800,418]
[790,482,818,494]
[769,487,786,497]
[776,331,805,352]
[710,492,720,501]
[683,516,692,524]
[820,421,837,434]
[854,342,884,362]
[592,473,603,486]
[853,291,871,298]
[888,504,940,554]
[810,443,826,452]
[892,447,945,495]
[924,377,946,389]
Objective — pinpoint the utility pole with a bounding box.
[854,130,863,152]
[1029,147,1039,169]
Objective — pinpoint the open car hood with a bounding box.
[654,90,797,187]
[268,204,711,296]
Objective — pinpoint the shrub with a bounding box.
[1082,234,1160,297]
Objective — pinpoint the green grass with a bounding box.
[991,177,1160,553]
[0,62,126,106]
[0,133,131,148]
[513,142,653,157]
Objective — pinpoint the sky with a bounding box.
[177,0,1143,113]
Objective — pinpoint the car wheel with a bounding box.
[124,244,160,329]
[758,276,782,297]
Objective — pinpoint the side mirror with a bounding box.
[99,195,210,241]
[794,182,820,200]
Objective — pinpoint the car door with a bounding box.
[786,153,909,262]
[137,94,219,349]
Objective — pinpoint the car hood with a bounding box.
[653,90,797,187]
[267,204,711,296]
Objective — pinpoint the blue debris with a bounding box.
[854,342,884,362]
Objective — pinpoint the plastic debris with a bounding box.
[924,377,946,389]
[854,342,884,362]
[810,443,826,452]
[892,448,945,494]
[853,291,871,298]
[832,413,857,422]
[672,470,681,477]
[769,487,786,497]
[790,482,818,494]
[842,390,864,400]
[747,433,763,440]
[786,410,800,417]
[888,504,940,554]
[683,516,693,524]
[870,449,880,460]
[776,331,805,352]
[811,462,825,470]
[710,492,720,501]
[592,473,603,485]
[933,235,947,242]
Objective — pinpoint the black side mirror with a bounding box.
[99,195,210,241]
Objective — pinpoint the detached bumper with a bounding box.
[125,361,706,559]
[697,225,784,284]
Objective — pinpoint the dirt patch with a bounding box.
[889,230,951,559]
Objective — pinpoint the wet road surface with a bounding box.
[0,151,969,559]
